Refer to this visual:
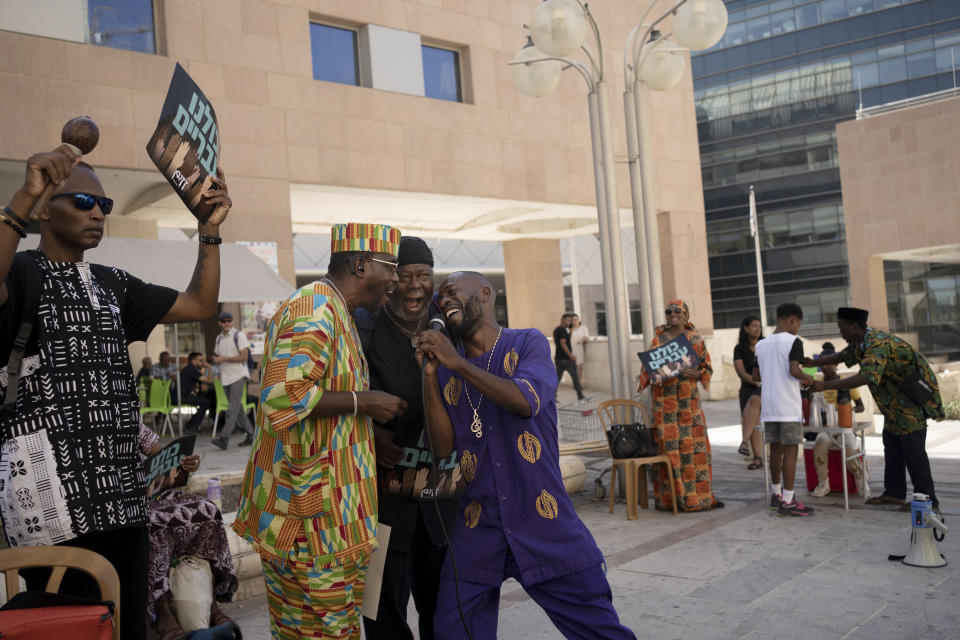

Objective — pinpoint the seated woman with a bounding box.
[139,424,240,639]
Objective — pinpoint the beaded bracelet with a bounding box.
[3,207,27,229]
[0,212,26,238]
[199,234,222,245]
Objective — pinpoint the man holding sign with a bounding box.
[0,137,232,640]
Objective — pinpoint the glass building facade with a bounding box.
[692,0,960,330]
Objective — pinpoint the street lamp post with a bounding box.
[510,0,726,400]
[510,2,634,401]
[625,0,727,339]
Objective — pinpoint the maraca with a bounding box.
[28,116,100,219]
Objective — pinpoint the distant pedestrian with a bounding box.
[553,312,584,401]
[570,313,590,382]
[754,303,815,517]
[734,315,763,470]
[211,310,254,449]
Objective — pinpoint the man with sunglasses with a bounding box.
[234,223,410,640]
[0,143,232,640]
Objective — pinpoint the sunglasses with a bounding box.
[51,192,114,215]
[366,257,399,272]
[665,307,683,315]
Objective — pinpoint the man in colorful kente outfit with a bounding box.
[416,271,635,639]
[811,306,945,512]
[233,223,408,639]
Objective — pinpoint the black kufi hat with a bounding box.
[397,236,434,267]
[837,307,869,324]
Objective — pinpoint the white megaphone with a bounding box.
[901,493,947,568]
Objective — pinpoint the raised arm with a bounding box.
[1,146,82,306]
[417,330,531,418]
[160,169,231,323]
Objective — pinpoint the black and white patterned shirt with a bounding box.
[0,250,177,546]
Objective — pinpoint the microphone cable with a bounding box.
[420,331,472,640]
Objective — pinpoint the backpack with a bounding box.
[232,330,257,373]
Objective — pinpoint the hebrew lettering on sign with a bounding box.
[638,334,701,384]
[147,63,221,223]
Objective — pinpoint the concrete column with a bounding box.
[217,176,296,285]
[657,209,715,334]
[502,238,565,339]
[857,255,890,331]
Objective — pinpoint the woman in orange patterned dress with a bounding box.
[637,300,723,512]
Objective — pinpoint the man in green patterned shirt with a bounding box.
[233,223,408,640]
[811,307,944,511]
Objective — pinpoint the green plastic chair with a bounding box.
[242,380,257,422]
[211,379,230,438]
[140,379,174,437]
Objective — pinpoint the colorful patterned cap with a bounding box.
[330,223,401,257]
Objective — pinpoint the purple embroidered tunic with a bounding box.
[436,328,603,586]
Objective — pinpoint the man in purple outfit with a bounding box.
[416,272,634,639]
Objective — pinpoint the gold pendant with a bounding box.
[470,409,483,438]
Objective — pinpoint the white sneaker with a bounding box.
[811,482,831,498]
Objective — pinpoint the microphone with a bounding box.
[422,316,445,367]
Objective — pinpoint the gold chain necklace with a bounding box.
[384,305,427,348]
[462,326,503,439]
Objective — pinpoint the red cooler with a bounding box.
[803,446,858,493]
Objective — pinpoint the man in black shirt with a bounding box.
[553,312,584,400]
[358,237,458,640]
[180,352,213,434]
[0,143,232,640]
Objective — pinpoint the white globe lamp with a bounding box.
[530,0,588,58]
[672,0,728,51]
[639,38,686,90]
[511,38,564,97]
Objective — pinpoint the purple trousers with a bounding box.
[433,552,635,639]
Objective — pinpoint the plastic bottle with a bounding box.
[207,477,222,510]
[837,388,853,428]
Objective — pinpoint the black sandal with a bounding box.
[747,456,762,470]
[737,441,751,456]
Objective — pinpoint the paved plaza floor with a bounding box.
[193,392,960,639]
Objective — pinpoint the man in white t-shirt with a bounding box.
[211,310,254,449]
[754,302,815,517]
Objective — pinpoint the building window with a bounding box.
[422,45,462,102]
[310,23,360,86]
[86,0,156,54]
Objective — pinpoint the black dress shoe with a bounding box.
[212,437,228,450]
[239,435,254,446]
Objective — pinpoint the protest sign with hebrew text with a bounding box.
[638,334,700,384]
[147,63,220,223]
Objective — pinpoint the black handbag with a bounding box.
[900,349,934,405]
[607,422,657,459]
